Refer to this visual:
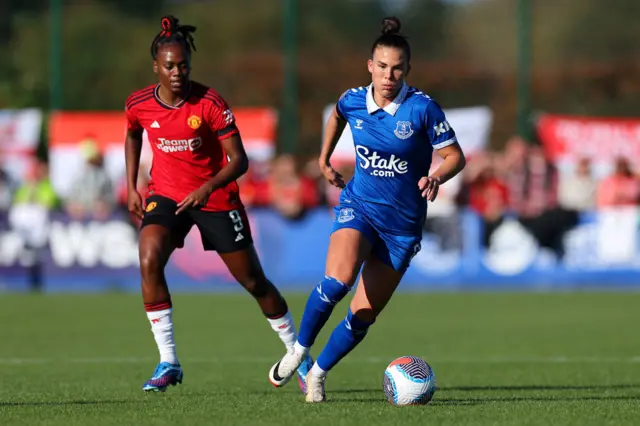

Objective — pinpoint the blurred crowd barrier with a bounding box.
[0,208,638,293]
[0,106,639,292]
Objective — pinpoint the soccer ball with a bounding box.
[383,356,436,406]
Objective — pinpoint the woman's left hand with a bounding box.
[418,176,440,202]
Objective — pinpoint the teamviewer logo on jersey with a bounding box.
[157,137,203,153]
[355,145,408,177]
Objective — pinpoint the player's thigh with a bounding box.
[190,208,253,253]
[138,225,175,270]
[350,255,404,321]
[371,231,422,275]
[139,195,193,267]
[327,205,376,286]
[191,208,265,287]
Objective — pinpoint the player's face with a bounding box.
[154,44,191,94]
[368,46,410,99]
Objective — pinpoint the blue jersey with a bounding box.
[336,83,457,235]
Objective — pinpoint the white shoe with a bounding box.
[269,346,307,388]
[305,373,326,403]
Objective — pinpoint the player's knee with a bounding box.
[240,275,271,298]
[139,250,163,278]
[325,264,359,287]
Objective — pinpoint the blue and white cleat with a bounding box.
[296,354,314,394]
[143,362,183,392]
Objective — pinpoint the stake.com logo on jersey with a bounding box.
[156,137,203,153]
[355,145,408,177]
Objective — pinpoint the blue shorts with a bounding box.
[331,202,422,273]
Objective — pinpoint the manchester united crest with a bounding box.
[187,115,202,130]
[146,202,157,212]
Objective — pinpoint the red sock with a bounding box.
[144,299,172,312]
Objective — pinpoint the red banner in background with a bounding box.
[537,114,640,176]
[232,108,278,162]
[49,109,277,157]
[48,108,277,198]
[49,112,125,149]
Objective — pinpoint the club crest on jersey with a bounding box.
[337,208,355,223]
[394,121,414,140]
[146,202,157,212]
[411,242,422,259]
[187,115,202,130]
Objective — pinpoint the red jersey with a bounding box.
[125,81,243,212]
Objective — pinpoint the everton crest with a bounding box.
[337,208,355,223]
[394,121,414,140]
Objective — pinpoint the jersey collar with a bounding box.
[153,83,192,110]
[366,82,408,116]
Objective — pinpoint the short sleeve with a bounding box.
[206,97,239,141]
[125,105,142,132]
[424,101,457,150]
[336,90,349,121]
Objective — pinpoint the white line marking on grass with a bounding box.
[1,356,640,366]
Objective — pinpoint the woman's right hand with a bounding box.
[320,162,345,189]
[128,190,144,219]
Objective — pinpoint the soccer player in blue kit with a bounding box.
[268,17,466,402]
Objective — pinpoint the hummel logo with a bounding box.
[151,318,161,324]
[354,119,364,130]
[150,121,160,129]
[235,233,244,242]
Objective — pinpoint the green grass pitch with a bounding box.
[1,292,639,425]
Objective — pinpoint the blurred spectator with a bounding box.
[267,154,319,220]
[501,138,558,218]
[0,166,14,211]
[303,157,322,180]
[116,161,151,226]
[237,165,270,209]
[302,156,326,205]
[557,157,597,212]
[12,159,59,211]
[457,153,509,247]
[423,152,463,251]
[65,138,115,220]
[9,159,60,292]
[324,162,355,210]
[596,157,640,208]
[499,136,527,213]
[501,138,579,257]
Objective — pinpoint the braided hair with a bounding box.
[150,15,197,60]
[371,17,411,62]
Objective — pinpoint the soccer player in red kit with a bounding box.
[125,16,313,392]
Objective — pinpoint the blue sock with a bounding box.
[297,276,350,348]
[316,309,374,372]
